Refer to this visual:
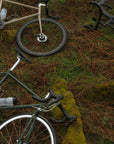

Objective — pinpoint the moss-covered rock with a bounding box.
[86,82,114,101]
[52,79,87,144]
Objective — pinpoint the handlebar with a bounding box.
[0,89,64,107]
[32,89,64,106]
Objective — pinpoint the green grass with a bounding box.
[0,0,114,143]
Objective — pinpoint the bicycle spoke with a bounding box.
[0,131,9,144]
[0,114,57,144]
[17,18,67,56]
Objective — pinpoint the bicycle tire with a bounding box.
[16,18,67,57]
[0,114,57,144]
[100,0,113,18]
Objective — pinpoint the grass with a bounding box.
[0,0,114,143]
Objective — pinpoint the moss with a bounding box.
[62,126,87,144]
[52,79,87,144]
[52,79,68,91]
[86,82,114,101]
[2,29,17,42]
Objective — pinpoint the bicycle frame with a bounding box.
[0,57,47,143]
[0,0,46,33]
[0,58,46,109]
[0,57,45,99]
[0,70,40,97]
[0,56,54,144]
[0,59,77,144]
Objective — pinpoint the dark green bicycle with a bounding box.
[0,47,76,144]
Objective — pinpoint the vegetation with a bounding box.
[0,0,114,144]
[52,79,87,144]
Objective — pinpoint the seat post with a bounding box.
[10,56,21,71]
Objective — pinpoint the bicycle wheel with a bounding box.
[0,114,57,144]
[17,18,67,57]
[101,0,113,18]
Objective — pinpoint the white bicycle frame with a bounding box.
[0,0,46,33]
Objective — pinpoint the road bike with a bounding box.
[0,47,76,144]
[0,0,67,56]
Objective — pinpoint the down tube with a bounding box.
[8,72,38,97]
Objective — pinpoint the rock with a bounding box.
[86,82,114,101]
[52,79,87,144]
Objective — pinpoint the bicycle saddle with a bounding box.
[16,47,32,64]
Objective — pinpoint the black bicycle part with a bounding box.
[16,18,67,57]
[45,5,60,20]
[49,102,77,129]
[40,0,50,3]
[16,47,32,64]
[32,89,64,104]
[85,0,114,30]
[47,89,64,106]
[41,0,60,20]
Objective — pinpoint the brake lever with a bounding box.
[47,94,64,106]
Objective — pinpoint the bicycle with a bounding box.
[0,0,67,56]
[0,47,76,144]
[85,0,114,30]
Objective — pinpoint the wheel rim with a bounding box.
[101,0,114,18]
[0,115,55,144]
[19,19,65,55]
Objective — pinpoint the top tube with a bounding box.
[0,103,44,110]
[3,0,38,10]
[0,0,3,10]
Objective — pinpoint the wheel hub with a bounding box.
[37,33,48,42]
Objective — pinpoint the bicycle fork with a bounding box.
[37,3,48,42]
[17,112,39,144]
